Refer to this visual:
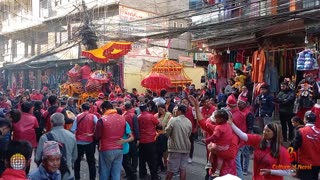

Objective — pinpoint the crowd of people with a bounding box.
[0,76,319,180]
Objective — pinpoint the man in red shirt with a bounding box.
[12,101,39,150]
[226,94,246,179]
[94,101,131,180]
[292,111,320,180]
[80,62,91,91]
[181,98,197,164]
[201,98,216,120]
[31,90,44,101]
[138,104,161,180]
[123,102,140,175]
[72,103,97,180]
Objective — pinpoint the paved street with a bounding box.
[75,141,298,180]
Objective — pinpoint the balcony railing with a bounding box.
[192,0,320,25]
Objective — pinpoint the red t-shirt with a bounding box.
[138,111,159,143]
[80,65,91,79]
[201,105,216,120]
[247,134,291,180]
[13,112,39,147]
[31,93,44,101]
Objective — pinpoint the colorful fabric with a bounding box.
[296,49,319,71]
[251,50,266,83]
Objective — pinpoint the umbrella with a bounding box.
[141,73,172,91]
[89,70,110,84]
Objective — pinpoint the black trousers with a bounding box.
[74,142,96,180]
[297,166,320,180]
[189,133,195,158]
[279,112,294,141]
[156,134,167,170]
[128,141,139,173]
[139,142,158,180]
[123,153,137,180]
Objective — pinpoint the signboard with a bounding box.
[194,53,210,61]
[179,56,194,67]
[119,6,168,36]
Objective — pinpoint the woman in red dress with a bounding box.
[231,121,292,180]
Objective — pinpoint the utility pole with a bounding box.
[79,0,98,50]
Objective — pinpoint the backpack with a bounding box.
[46,132,70,177]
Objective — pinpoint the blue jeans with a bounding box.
[99,149,123,180]
[236,146,245,180]
[242,146,250,173]
[81,79,88,91]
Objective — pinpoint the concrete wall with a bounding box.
[120,0,189,14]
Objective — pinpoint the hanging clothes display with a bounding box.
[207,64,217,80]
[251,49,266,83]
[236,50,245,64]
[227,63,235,78]
[264,60,279,93]
[296,49,319,71]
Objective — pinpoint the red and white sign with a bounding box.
[179,56,194,67]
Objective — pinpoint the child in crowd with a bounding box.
[291,116,305,141]
[290,116,305,174]
[203,109,233,178]
[217,87,227,103]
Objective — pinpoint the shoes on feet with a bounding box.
[188,158,193,164]
[243,171,248,175]
[205,162,212,169]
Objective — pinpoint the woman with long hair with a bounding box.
[33,101,45,142]
[154,103,172,172]
[230,121,292,179]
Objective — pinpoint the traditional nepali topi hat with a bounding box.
[43,141,61,157]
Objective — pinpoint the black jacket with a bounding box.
[276,88,296,113]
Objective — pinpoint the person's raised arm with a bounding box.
[188,95,203,121]
[230,122,248,142]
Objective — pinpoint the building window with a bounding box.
[173,22,178,28]
[179,23,183,28]
[12,40,17,58]
[55,0,61,7]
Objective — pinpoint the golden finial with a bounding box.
[163,53,168,60]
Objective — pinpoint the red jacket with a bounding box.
[210,134,238,176]
[43,106,64,132]
[13,112,39,147]
[75,111,95,142]
[95,100,104,109]
[123,109,135,133]
[298,125,320,166]
[231,108,247,133]
[198,119,237,176]
[89,105,101,119]
[311,105,320,129]
[138,111,159,143]
[0,168,28,180]
[201,105,216,120]
[80,65,91,80]
[31,94,43,101]
[0,102,11,110]
[185,106,197,133]
[98,110,126,151]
